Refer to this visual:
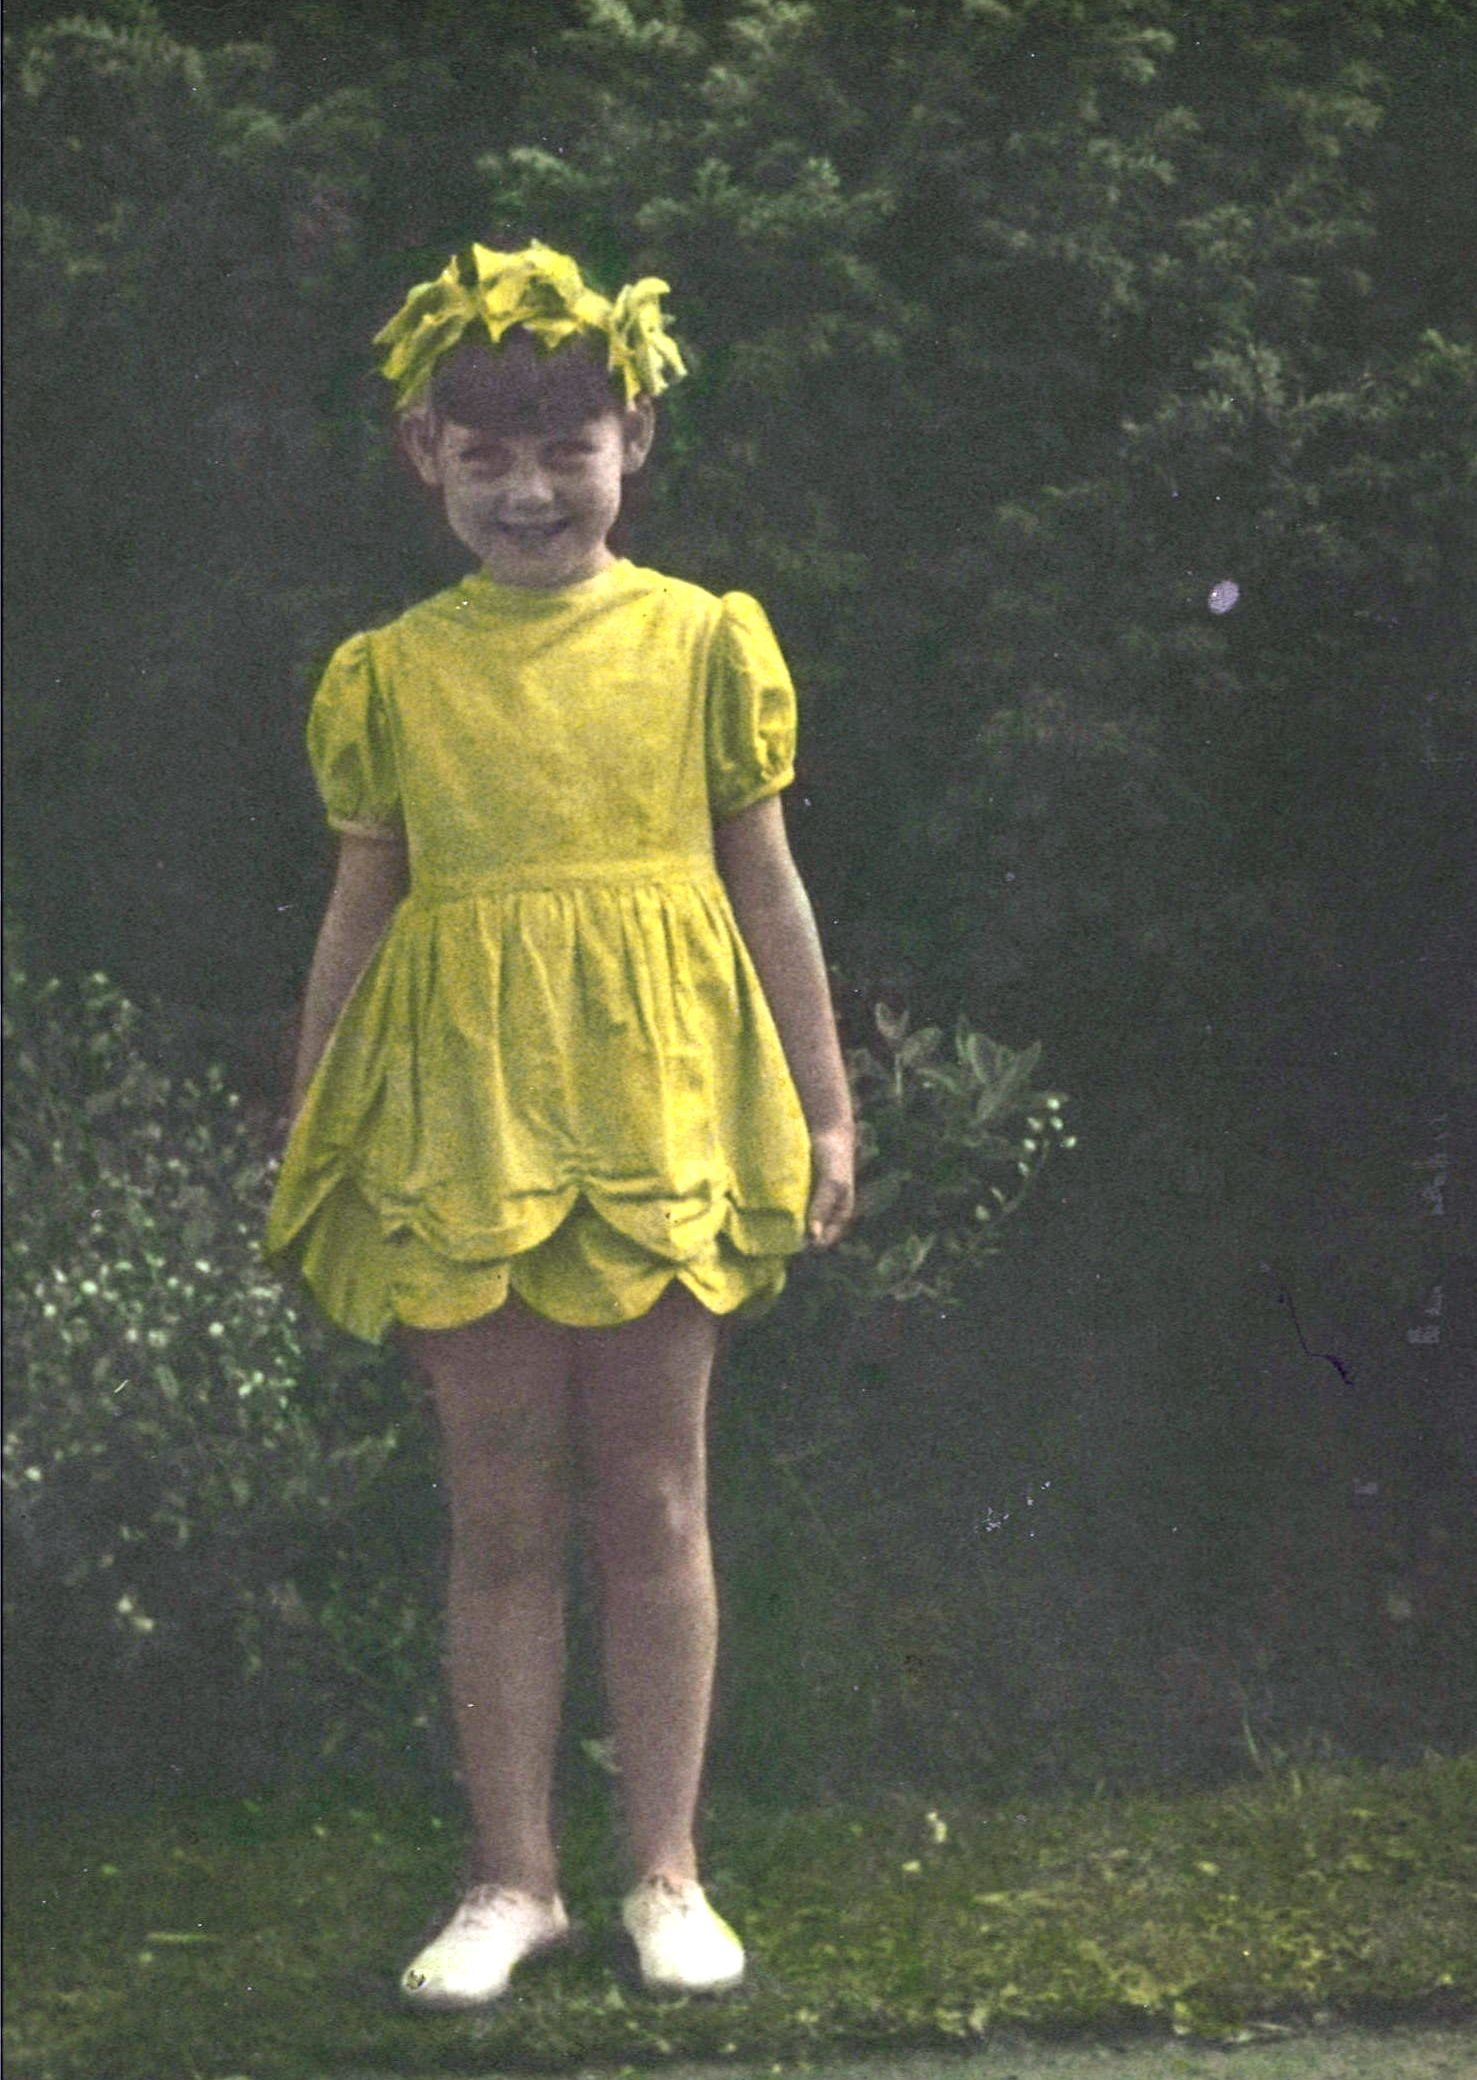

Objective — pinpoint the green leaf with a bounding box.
[874,1001,910,1047]
[853,1171,905,1219]
[897,1025,943,1069]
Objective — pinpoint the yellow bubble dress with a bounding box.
[264,559,812,1341]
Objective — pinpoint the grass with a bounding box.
[4,1753,1474,2080]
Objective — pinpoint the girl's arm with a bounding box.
[285,831,410,1125]
[713,796,855,1246]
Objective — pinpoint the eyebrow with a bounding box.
[451,431,597,452]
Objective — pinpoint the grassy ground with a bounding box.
[329,2023,1477,2079]
[4,1754,1473,2080]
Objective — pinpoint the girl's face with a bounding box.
[406,402,654,589]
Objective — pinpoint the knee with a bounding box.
[589,1468,708,1580]
[448,1470,571,1584]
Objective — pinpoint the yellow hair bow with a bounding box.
[373,241,687,409]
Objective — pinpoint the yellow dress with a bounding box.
[264,558,812,1341]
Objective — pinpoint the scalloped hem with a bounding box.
[285,1180,791,1343]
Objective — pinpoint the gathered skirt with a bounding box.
[265,867,812,1344]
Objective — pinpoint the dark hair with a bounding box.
[428,327,625,434]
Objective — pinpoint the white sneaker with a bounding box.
[400,1885,570,2010]
[621,1873,746,1994]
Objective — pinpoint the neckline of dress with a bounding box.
[458,558,634,612]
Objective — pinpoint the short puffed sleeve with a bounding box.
[305,633,402,837]
[705,592,799,821]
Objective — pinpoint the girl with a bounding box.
[265,243,855,2010]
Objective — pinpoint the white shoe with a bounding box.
[621,1873,746,1994]
[400,1885,570,2010]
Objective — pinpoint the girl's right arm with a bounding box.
[284,830,410,1126]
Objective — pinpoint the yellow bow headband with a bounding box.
[373,241,687,411]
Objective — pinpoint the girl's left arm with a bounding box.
[714,795,855,1247]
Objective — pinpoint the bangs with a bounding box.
[428,329,619,433]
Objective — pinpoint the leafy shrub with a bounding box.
[722,985,1073,1443]
[827,999,1074,1308]
[1,942,436,1797]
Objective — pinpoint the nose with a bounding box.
[497,451,556,513]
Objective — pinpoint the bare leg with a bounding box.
[572,1284,721,1886]
[402,1297,575,1902]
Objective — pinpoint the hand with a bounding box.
[805,1122,856,1249]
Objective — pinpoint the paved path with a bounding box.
[338,2019,1476,2079]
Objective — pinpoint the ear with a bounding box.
[620,396,656,475]
[398,405,444,487]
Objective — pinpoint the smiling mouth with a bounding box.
[493,519,569,545]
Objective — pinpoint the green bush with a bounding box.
[832,996,1074,1307]
[1,942,438,1796]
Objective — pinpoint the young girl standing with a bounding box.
[265,244,855,2009]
